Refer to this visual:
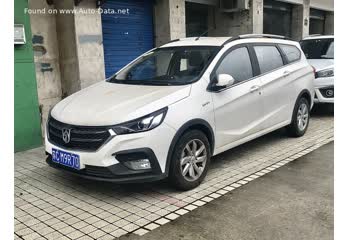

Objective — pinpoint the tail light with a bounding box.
[311,66,316,78]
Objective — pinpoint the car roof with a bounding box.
[160,35,300,48]
[302,35,334,40]
[160,37,231,47]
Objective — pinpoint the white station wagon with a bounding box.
[46,34,314,190]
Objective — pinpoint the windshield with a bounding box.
[108,46,220,85]
[300,38,334,59]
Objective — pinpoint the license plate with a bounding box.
[52,148,80,170]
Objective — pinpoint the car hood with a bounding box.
[308,59,334,71]
[51,81,191,126]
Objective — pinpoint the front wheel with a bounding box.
[286,97,310,137]
[169,130,211,190]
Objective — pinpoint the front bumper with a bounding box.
[46,148,166,183]
[45,122,176,183]
[314,85,334,103]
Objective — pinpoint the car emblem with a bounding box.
[62,128,71,144]
[326,89,333,97]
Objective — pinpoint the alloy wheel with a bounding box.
[180,139,207,182]
[297,102,309,131]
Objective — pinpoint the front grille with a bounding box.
[319,87,334,98]
[48,117,111,151]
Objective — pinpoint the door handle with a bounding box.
[283,71,291,77]
[250,85,261,93]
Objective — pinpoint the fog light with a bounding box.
[123,159,151,170]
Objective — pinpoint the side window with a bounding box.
[279,44,301,63]
[215,47,253,82]
[254,46,284,74]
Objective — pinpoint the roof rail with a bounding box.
[167,38,180,43]
[238,34,287,39]
[222,33,291,46]
[306,34,322,37]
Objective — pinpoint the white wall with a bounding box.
[310,0,334,11]
[278,0,334,11]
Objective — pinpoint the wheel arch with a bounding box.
[297,89,312,106]
[165,119,215,175]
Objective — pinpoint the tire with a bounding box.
[169,130,211,190]
[286,97,310,137]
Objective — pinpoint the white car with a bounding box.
[46,34,314,190]
[300,35,334,104]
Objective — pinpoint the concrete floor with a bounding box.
[120,142,334,240]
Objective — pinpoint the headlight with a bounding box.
[316,68,334,78]
[111,107,168,135]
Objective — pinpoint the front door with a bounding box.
[211,46,264,149]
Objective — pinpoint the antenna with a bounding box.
[195,29,212,41]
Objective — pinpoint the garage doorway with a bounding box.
[263,0,292,38]
[309,8,326,35]
[101,0,154,77]
[185,2,209,37]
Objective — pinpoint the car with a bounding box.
[300,35,334,105]
[45,34,314,190]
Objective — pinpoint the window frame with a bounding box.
[252,43,288,75]
[208,43,259,92]
[278,44,302,64]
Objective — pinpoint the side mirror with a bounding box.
[216,74,235,88]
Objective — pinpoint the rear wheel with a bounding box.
[286,97,310,137]
[169,130,211,190]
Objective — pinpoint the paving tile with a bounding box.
[88,229,106,239]
[165,213,180,220]
[134,218,151,227]
[14,117,333,239]
[192,200,206,207]
[114,219,130,228]
[66,230,84,239]
[22,232,41,240]
[175,209,189,215]
[133,228,149,236]
[122,223,139,232]
[144,223,160,231]
[184,204,197,211]
[155,218,170,225]
[99,234,115,240]
[80,224,98,234]
[110,228,127,237]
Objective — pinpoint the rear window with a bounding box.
[254,46,284,74]
[300,38,334,59]
[279,44,301,63]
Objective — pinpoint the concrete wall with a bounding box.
[29,0,62,135]
[208,0,263,37]
[74,0,105,89]
[29,0,105,133]
[56,0,105,93]
[291,0,310,40]
[55,0,80,98]
[154,0,186,46]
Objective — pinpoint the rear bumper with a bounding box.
[46,148,167,183]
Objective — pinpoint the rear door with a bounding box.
[252,43,299,130]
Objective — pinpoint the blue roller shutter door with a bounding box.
[101,0,154,77]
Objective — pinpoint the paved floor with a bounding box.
[119,142,333,240]
[14,109,333,240]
